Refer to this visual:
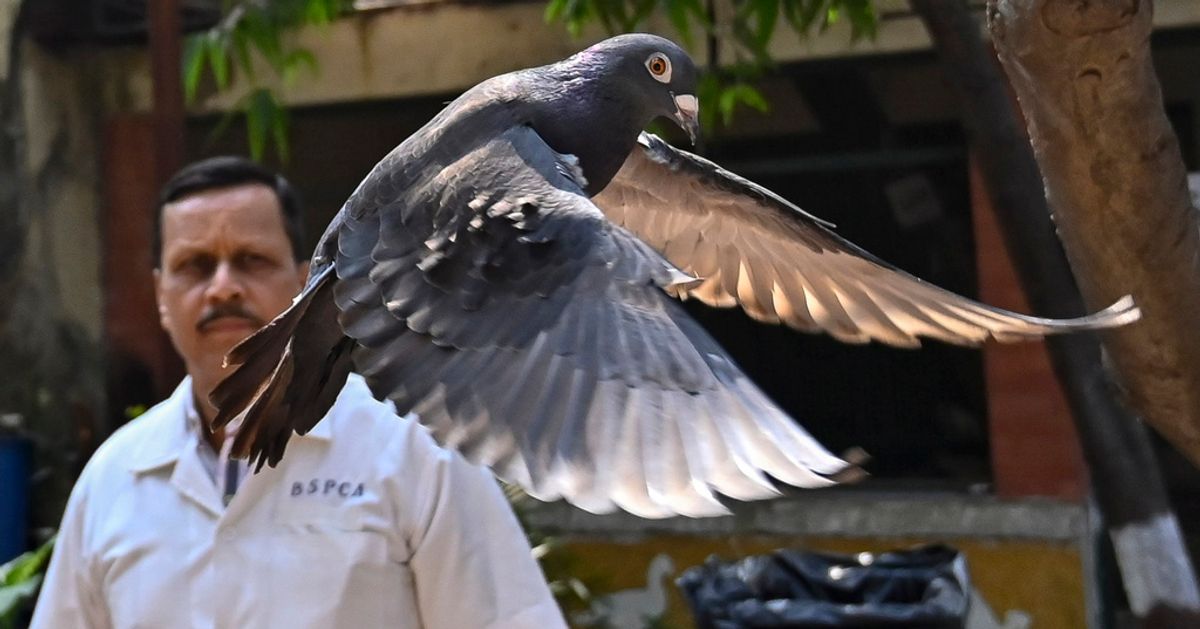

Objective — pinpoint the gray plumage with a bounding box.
[212,34,1139,518]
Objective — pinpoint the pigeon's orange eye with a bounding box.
[646,53,672,83]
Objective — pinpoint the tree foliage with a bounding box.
[545,0,878,130]
[548,0,878,130]
[0,537,54,629]
[182,0,349,161]
[183,0,878,160]
[544,0,876,54]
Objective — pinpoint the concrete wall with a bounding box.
[89,1,1200,116]
[526,492,1099,628]
[21,42,104,341]
[0,0,18,79]
[0,3,106,529]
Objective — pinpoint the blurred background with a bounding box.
[3,1,1200,626]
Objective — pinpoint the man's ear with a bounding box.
[153,268,169,330]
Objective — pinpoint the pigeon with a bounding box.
[212,33,1140,518]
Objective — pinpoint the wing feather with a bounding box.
[593,132,1140,345]
[226,122,857,517]
[341,126,858,516]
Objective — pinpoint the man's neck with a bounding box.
[190,386,226,452]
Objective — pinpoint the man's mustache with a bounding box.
[196,303,264,332]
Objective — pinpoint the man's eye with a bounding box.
[238,253,275,269]
[176,257,212,275]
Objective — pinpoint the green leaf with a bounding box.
[734,83,769,112]
[665,0,693,45]
[825,3,840,22]
[717,86,738,125]
[665,0,710,46]
[240,7,285,70]
[544,0,568,23]
[697,72,722,132]
[271,97,291,163]
[843,0,878,40]
[753,0,780,55]
[820,3,839,33]
[729,0,777,64]
[550,0,591,37]
[207,33,230,90]
[180,1,336,163]
[233,33,256,82]
[281,49,318,86]
[2,538,54,586]
[782,0,824,33]
[182,34,207,103]
[244,90,270,161]
[305,0,331,24]
[238,89,291,163]
[0,537,54,626]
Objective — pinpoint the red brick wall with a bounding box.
[101,114,183,428]
[970,156,1087,501]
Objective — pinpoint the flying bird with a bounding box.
[212,34,1139,518]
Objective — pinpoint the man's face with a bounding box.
[155,183,306,394]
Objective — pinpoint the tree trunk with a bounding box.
[987,0,1200,468]
[910,0,1200,624]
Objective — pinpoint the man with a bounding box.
[32,156,567,628]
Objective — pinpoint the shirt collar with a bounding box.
[126,376,334,474]
[126,377,195,474]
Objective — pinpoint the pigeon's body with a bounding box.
[213,34,1139,518]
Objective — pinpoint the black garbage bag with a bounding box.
[677,544,970,628]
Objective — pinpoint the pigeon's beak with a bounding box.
[672,93,700,145]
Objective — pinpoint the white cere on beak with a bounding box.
[674,94,698,119]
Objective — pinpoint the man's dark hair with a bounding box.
[154,156,306,267]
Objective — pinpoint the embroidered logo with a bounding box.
[290,479,366,498]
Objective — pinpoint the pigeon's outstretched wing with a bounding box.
[220,123,857,518]
[593,133,1140,347]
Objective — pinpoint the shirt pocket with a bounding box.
[263,506,416,628]
[272,497,367,531]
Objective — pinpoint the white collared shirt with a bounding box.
[31,374,566,629]
[180,391,246,506]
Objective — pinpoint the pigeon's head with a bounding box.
[577,34,700,143]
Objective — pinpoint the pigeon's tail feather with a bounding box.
[211,266,354,470]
